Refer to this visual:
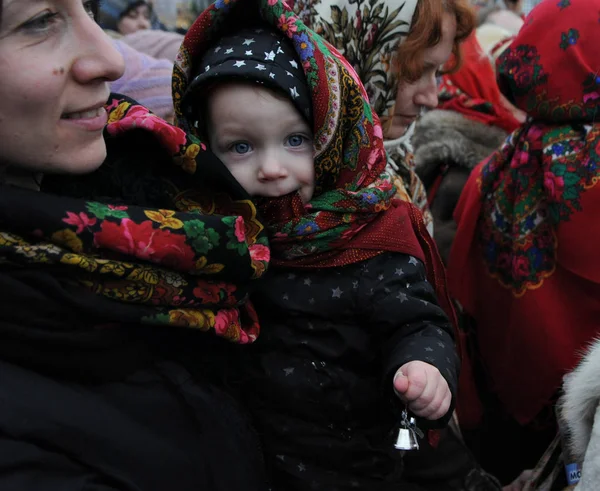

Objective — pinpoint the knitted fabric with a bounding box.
[111,40,175,121]
[120,29,184,62]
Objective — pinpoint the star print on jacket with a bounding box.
[236,252,460,491]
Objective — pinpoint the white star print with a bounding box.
[290,86,299,99]
[245,50,253,56]
[397,292,408,303]
[256,64,267,71]
[425,346,434,352]
[308,322,314,329]
[284,367,295,376]
[289,60,298,69]
[254,29,263,34]
[421,299,429,305]
[277,46,284,54]
[233,60,246,68]
[288,273,296,280]
[214,46,222,53]
[283,293,289,300]
[332,287,343,298]
[298,463,306,472]
[264,50,276,61]
[286,70,293,77]
[308,298,315,304]
[395,268,404,276]
[378,274,384,280]
[269,73,275,79]
[438,341,445,348]
[225,48,234,54]
[406,283,411,289]
[352,281,359,289]
[304,278,312,286]
[204,65,210,72]
[276,455,285,461]
[242,38,255,46]
[409,256,419,266]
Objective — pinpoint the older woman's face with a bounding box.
[388,12,457,140]
[0,0,124,173]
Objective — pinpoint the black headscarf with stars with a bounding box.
[184,26,312,126]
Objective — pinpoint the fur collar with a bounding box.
[562,338,600,462]
[412,110,508,184]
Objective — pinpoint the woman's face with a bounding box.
[0,0,125,173]
[117,3,151,35]
[388,12,457,140]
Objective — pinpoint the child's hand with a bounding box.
[393,361,451,420]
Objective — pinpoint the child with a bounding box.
[175,3,460,488]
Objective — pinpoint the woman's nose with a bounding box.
[414,76,439,110]
[71,11,125,84]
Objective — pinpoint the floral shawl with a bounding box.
[175,0,460,348]
[447,0,600,426]
[0,94,270,355]
[286,0,434,233]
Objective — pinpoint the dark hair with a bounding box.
[121,0,152,19]
[395,0,476,83]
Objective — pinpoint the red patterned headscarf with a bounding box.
[438,32,521,134]
[174,0,458,315]
[448,0,600,426]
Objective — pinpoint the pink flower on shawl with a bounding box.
[373,124,383,141]
[249,244,270,262]
[106,105,186,155]
[367,147,382,170]
[234,216,246,242]
[214,309,240,339]
[512,255,530,279]
[278,14,297,37]
[543,172,564,201]
[63,212,97,234]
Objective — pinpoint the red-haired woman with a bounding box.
[291,0,474,237]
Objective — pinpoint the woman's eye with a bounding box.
[21,11,59,33]
[287,135,305,147]
[232,142,251,154]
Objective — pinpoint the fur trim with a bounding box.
[561,338,600,462]
[412,110,507,185]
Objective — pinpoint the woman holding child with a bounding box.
[0,0,270,488]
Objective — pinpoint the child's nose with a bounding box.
[258,154,287,181]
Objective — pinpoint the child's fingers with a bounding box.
[408,373,438,412]
[392,369,409,397]
[396,362,427,401]
[423,385,452,420]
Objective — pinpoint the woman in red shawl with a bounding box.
[447,0,600,483]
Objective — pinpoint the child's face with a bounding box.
[207,83,315,204]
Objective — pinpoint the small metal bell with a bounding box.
[394,409,421,451]
[394,427,419,451]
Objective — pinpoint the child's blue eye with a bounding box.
[233,142,251,154]
[287,135,305,147]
